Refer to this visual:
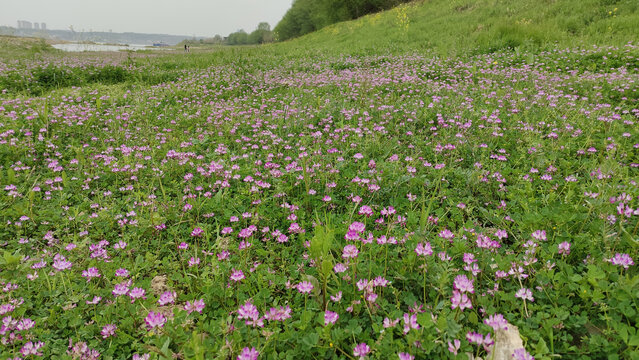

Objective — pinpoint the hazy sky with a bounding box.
[0,0,293,36]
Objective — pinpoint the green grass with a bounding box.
[272,0,639,56]
[0,35,59,59]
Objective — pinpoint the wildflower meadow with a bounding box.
[1,36,638,359]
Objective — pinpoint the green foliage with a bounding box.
[0,59,182,96]
[227,23,274,45]
[227,30,249,45]
[0,35,57,59]
[272,0,639,56]
[274,0,412,41]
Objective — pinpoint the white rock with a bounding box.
[492,322,525,360]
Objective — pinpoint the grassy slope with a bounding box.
[274,0,639,56]
[0,35,59,59]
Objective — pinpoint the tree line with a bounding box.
[192,0,413,47]
[188,22,274,47]
[226,22,274,45]
[273,0,414,41]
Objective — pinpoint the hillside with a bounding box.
[275,0,639,55]
[0,35,57,58]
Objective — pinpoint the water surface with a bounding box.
[52,43,170,52]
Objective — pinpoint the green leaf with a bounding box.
[301,333,319,348]
[534,338,549,355]
[468,311,478,325]
[417,312,433,329]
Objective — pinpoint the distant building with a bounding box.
[17,20,33,29]
[34,22,40,30]
[41,23,46,30]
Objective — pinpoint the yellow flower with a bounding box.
[329,342,333,348]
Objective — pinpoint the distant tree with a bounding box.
[274,0,318,41]
[202,34,225,45]
[257,22,271,32]
[226,30,248,45]
[213,34,224,44]
[248,22,274,44]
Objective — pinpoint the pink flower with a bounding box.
[414,242,433,256]
[344,230,361,241]
[438,229,454,240]
[324,310,339,325]
[494,229,508,239]
[112,281,130,297]
[82,267,100,282]
[448,339,460,355]
[221,227,233,235]
[466,331,485,345]
[450,290,472,310]
[158,291,177,306]
[145,311,166,330]
[17,318,35,331]
[238,300,263,328]
[188,257,200,267]
[512,348,535,360]
[515,288,534,302]
[356,279,369,291]
[297,281,314,294]
[238,301,259,321]
[609,253,634,269]
[264,305,292,321]
[373,276,389,287]
[333,263,348,273]
[114,240,127,249]
[453,274,474,293]
[115,268,130,277]
[129,287,146,303]
[237,347,259,360]
[86,296,101,305]
[359,205,373,217]
[402,313,419,334]
[398,353,414,360]
[384,317,400,328]
[484,313,508,331]
[52,256,72,271]
[101,324,116,338]
[558,242,571,256]
[342,244,359,259]
[353,343,370,359]
[20,341,45,356]
[348,221,366,233]
[191,227,204,237]
[531,230,547,241]
[184,299,206,314]
[239,227,254,238]
[230,269,245,282]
